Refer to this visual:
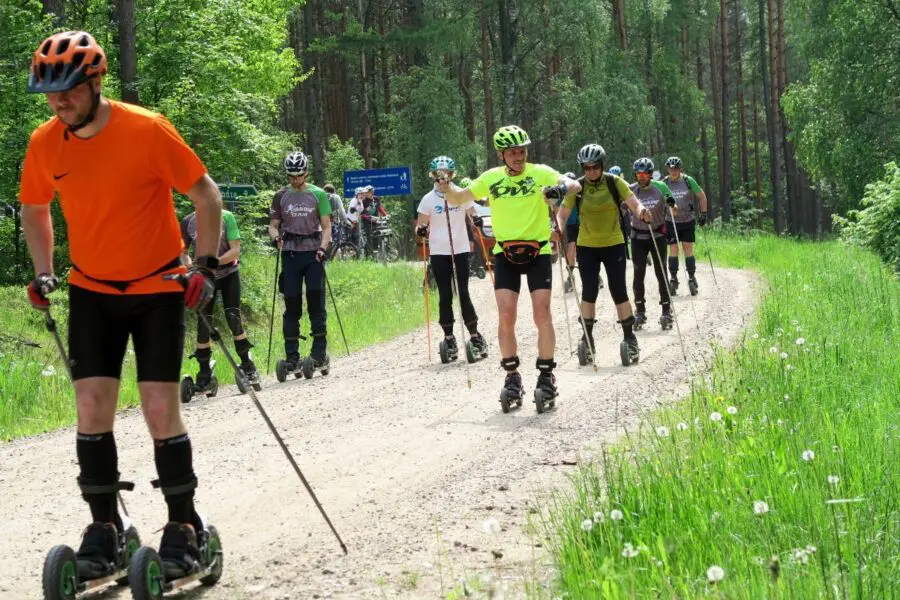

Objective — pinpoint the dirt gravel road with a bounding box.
[0,261,757,599]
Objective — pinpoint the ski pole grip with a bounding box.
[163,273,190,288]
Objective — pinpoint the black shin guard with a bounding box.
[501,356,520,372]
[153,434,197,524]
[76,432,119,525]
[619,315,636,339]
[193,347,212,372]
[685,255,697,276]
[668,256,679,278]
[234,337,253,363]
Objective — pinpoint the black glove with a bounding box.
[416,224,428,238]
[27,273,59,310]
[543,185,567,203]
[472,215,484,228]
[316,247,327,263]
[698,213,708,227]
[666,196,676,208]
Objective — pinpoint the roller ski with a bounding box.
[42,513,141,600]
[668,276,679,297]
[179,353,217,404]
[498,357,524,413]
[633,311,647,331]
[301,354,330,379]
[235,359,261,394]
[533,359,558,414]
[659,310,674,331]
[619,335,640,366]
[576,318,596,367]
[438,335,459,364]
[275,356,303,383]
[465,333,488,364]
[688,275,699,296]
[127,516,223,599]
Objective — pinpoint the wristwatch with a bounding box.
[195,255,220,271]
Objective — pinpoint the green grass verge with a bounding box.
[0,250,437,440]
[548,232,899,598]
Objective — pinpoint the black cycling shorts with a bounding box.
[565,224,579,246]
[68,285,185,382]
[493,253,552,294]
[665,220,696,244]
[576,244,629,305]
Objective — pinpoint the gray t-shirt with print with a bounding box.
[270,184,333,252]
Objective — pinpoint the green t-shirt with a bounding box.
[563,174,632,248]
[468,163,561,254]
[223,210,240,241]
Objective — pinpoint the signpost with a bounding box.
[218,184,259,210]
[342,166,413,197]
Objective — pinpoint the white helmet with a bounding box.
[283,151,308,176]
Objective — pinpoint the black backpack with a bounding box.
[574,174,631,258]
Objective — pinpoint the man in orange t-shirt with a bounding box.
[19,31,222,581]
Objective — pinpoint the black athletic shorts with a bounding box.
[565,224,579,246]
[493,253,552,294]
[665,220,696,244]
[68,285,185,382]
[576,244,629,305]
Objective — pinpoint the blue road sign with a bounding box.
[343,167,412,197]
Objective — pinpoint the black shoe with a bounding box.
[76,522,118,580]
[503,371,523,396]
[159,522,201,580]
[195,369,213,390]
[634,312,647,330]
[470,333,487,353]
[313,354,330,369]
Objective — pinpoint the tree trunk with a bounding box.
[708,31,722,218]
[734,0,749,191]
[752,80,763,229]
[379,11,391,117]
[498,0,517,123]
[776,0,799,233]
[459,56,476,145]
[300,4,325,183]
[41,0,64,24]
[481,5,497,167]
[719,0,732,221]
[696,36,713,199]
[358,0,372,167]
[766,0,784,231]
[114,0,139,105]
[612,0,627,50]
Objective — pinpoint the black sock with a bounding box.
[465,320,479,335]
[620,315,635,339]
[668,256,679,278]
[686,255,697,277]
[76,432,119,525]
[153,434,197,524]
[194,347,211,372]
[234,338,253,363]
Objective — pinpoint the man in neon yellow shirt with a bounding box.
[437,125,580,412]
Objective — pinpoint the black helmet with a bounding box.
[284,151,308,176]
[665,156,683,169]
[633,157,654,173]
[577,144,606,166]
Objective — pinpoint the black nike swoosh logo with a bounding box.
[53,172,70,181]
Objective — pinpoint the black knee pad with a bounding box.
[284,295,302,318]
[225,307,244,337]
[501,356,520,372]
[618,315,636,327]
[535,358,557,373]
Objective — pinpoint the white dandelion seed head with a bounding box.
[727,406,738,415]
[806,545,817,554]
[694,417,701,425]
[802,450,815,462]
[780,351,789,360]
[753,556,765,566]
[752,333,759,339]
[706,565,725,583]
[786,364,795,371]
[795,337,806,345]
[776,328,784,337]
[41,365,57,377]
[753,500,770,515]
[827,475,840,486]
[580,519,593,532]
[776,419,785,426]
[711,511,721,522]
[769,346,779,354]
[656,425,670,437]
[621,543,638,558]
[593,511,605,523]
[676,422,689,431]
[609,509,624,521]
[792,548,809,564]
[710,412,723,422]
[791,319,799,326]
[482,518,501,535]
[795,326,802,332]
[784,394,791,401]
[832,445,840,453]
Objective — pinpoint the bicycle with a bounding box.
[327,221,360,261]
[367,215,400,262]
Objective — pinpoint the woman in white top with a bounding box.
[416,156,487,362]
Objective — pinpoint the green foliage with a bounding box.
[833,162,900,272]
[323,135,365,194]
[549,233,900,597]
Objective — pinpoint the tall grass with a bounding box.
[548,233,899,598]
[0,251,437,440]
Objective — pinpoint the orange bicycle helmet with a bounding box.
[28,31,107,94]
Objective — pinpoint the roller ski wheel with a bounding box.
[688,277,698,296]
[275,359,302,383]
[533,374,558,414]
[128,524,222,599]
[179,375,217,404]
[43,545,78,600]
[301,355,330,379]
[576,338,594,367]
[668,278,679,296]
[236,364,261,394]
[660,313,674,331]
[499,373,524,413]
[127,547,164,600]
[465,335,488,364]
[438,338,459,364]
[620,337,639,366]
[633,313,647,331]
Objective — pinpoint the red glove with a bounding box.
[27,273,59,310]
[184,266,215,310]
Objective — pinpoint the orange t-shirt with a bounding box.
[18,100,207,295]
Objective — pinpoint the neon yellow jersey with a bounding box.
[468,163,561,254]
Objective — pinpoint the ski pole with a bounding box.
[166,274,348,555]
[42,308,130,517]
[699,223,719,286]
[420,236,433,362]
[265,250,281,374]
[558,220,597,370]
[667,207,702,333]
[645,226,690,365]
[322,264,350,355]
[554,222,574,357]
[443,200,473,390]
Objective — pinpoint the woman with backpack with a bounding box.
[555,144,652,366]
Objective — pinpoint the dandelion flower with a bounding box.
[580,519,593,532]
[769,346,779,354]
[776,419,784,426]
[832,445,840,453]
[827,475,840,486]
[482,518,501,535]
[41,365,57,377]
[710,412,723,422]
[706,565,725,583]
[710,511,721,522]
[714,395,725,404]
[795,337,805,345]
[753,500,770,515]
[621,543,638,558]
[792,548,809,564]
[656,426,670,437]
[609,509,624,521]
[806,545,817,554]
[593,511,605,523]
[727,406,738,415]
[786,364,795,371]
[676,422,689,431]
[752,333,759,339]
[780,351,789,360]
[784,394,791,401]
[802,450,815,462]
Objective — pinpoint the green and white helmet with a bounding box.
[493,125,531,150]
[429,155,456,172]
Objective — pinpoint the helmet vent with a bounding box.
[57,38,70,54]
[71,52,85,69]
